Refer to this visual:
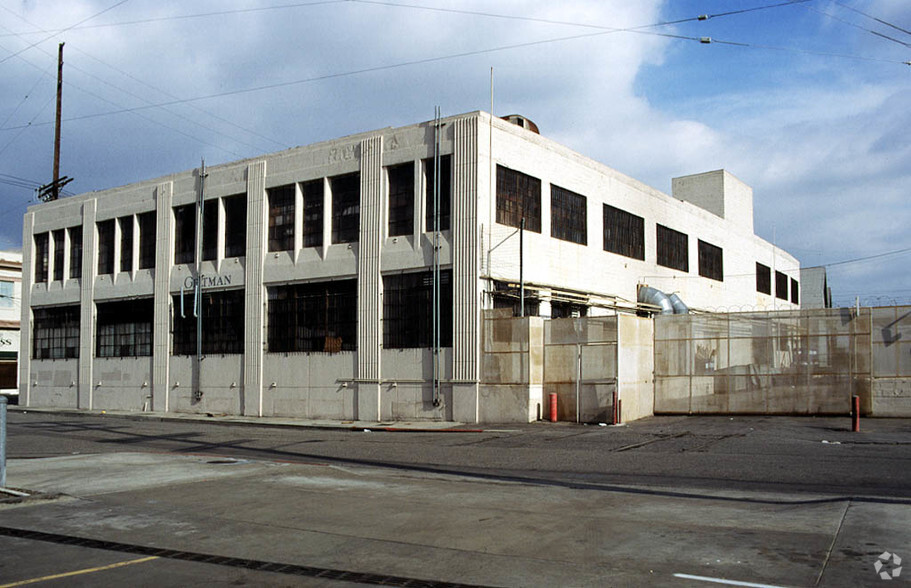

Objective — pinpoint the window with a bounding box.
[331,173,360,243]
[300,181,323,248]
[267,280,357,353]
[268,184,295,252]
[424,155,451,231]
[491,281,539,317]
[52,229,65,281]
[119,216,133,272]
[551,185,587,245]
[69,226,82,279]
[224,194,247,257]
[0,281,13,308]
[551,300,588,319]
[383,270,452,349]
[775,271,788,300]
[32,305,79,359]
[173,289,244,355]
[138,212,155,270]
[96,299,153,357]
[97,220,115,274]
[496,165,541,233]
[656,224,689,272]
[387,162,414,237]
[34,232,49,283]
[756,262,771,295]
[698,239,723,282]
[790,278,799,305]
[603,204,645,260]
[201,200,218,261]
[173,204,195,265]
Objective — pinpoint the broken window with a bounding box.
[551,185,587,245]
[267,279,357,353]
[775,271,789,300]
[137,212,155,270]
[656,224,689,272]
[491,280,540,317]
[52,229,65,281]
[96,298,153,357]
[173,289,245,355]
[603,204,645,261]
[383,270,452,349]
[119,216,133,272]
[331,173,360,244]
[173,204,195,265]
[387,162,414,237]
[300,180,323,248]
[97,219,116,274]
[551,300,588,319]
[34,232,49,283]
[267,184,295,252]
[756,262,771,295]
[33,305,80,359]
[424,154,451,232]
[68,226,82,279]
[698,239,723,282]
[496,165,541,233]
[223,194,247,258]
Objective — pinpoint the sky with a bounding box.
[0,0,908,307]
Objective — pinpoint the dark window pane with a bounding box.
[173,204,195,265]
[551,300,588,318]
[756,262,771,295]
[173,289,245,355]
[267,280,357,353]
[119,216,133,272]
[32,305,80,359]
[496,165,541,233]
[331,173,360,244]
[603,204,645,260]
[224,194,247,257]
[550,185,587,245]
[52,229,65,281]
[267,184,295,252]
[383,270,452,348]
[656,224,688,272]
[775,271,789,300]
[97,220,115,274]
[96,298,153,357]
[387,162,414,237]
[138,212,156,270]
[491,280,539,317]
[424,155,451,232]
[34,233,49,283]
[68,226,82,279]
[202,200,218,261]
[790,277,799,304]
[697,239,723,282]
[300,181,323,248]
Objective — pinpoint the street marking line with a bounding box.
[0,556,159,587]
[673,573,791,588]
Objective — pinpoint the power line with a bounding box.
[807,246,911,270]
[833,1,911,38]
[804,5,911,49]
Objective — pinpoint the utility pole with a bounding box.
[52,42,64,200]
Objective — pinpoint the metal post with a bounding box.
[195,160,207,401]
[0,396,7,487]
[851,395,860,432]
[432,107,442,408]
[575,344,581,424]
[519,217,525,317]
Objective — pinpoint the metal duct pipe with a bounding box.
[638,286,674,315]
[668,293,689,315]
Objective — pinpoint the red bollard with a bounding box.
[549,393,558,423]
[851,395,860,432]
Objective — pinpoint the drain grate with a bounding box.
[0,526,490,587]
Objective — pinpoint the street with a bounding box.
[1,411,909,586]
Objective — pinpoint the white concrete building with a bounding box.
[19,111,800,422]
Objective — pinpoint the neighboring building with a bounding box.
[799,266,832,309]
[0,251,22,402]
[19,111,800,422]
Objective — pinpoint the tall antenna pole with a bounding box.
[52,42,64,201]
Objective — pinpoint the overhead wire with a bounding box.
[832,1,911,37]
[803,5,911,49]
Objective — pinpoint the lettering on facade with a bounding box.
[183,274,233,290]
[388,135,400,150]
[327,144,357,164]
[0,337,11,347]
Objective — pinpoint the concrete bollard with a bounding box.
[549,393,558,423]
[851,395,860,433]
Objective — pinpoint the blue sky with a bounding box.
[0,0,908,306]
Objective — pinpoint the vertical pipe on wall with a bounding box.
[432,107,442,408]
[195,160,206,401]
[519,217,525,317]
